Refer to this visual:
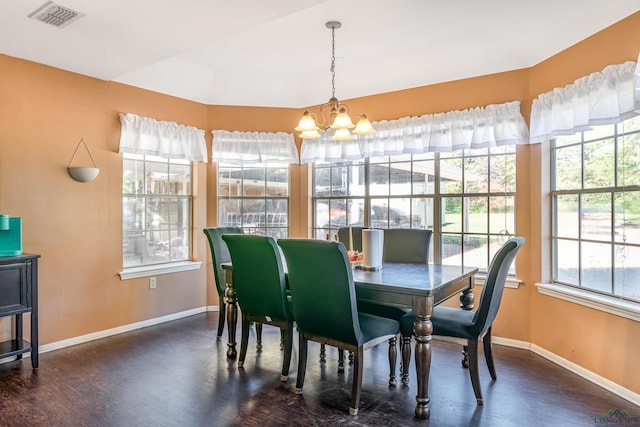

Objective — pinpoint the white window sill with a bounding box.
[535,282,640,322]
[474,274,522,289]
[119,261,202,280]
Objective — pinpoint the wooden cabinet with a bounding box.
[0,254,39,368]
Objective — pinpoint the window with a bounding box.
[551,116,640,301]
[312,145,516,271]
[218,162,290,239]
[123,153,192,268]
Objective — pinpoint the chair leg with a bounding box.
[348,351,354,365]
[255,323,263,352]
[401,334,411,385]
[338,349,345,373]
[462,345,469,368]
[350,347,364,416]
[319,343,326,363]
[388,336,397,387]
[467,340,483,405]
[280,324,293,382]
[280,328,285,350]
[238,316,250,368]
[483,327,497,380]
[295,333,308,394]
[216,302,226,340]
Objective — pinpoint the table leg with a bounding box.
[413,295,434,419]
[459,278,475,368]
[224,269,238,360]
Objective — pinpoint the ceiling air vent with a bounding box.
[28,1,85,28]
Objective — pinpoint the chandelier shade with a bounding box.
[295,21,375,141]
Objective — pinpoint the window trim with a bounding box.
[119,261,202,280]
[536,282,640,322]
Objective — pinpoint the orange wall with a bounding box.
[0,55,210,343]
[1,10,639,397]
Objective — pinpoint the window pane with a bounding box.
[218,167,241,197]
[580,194,611,241]
[555,194,579,239]
[464,156,488,193]
[347,198,365,226]
[169,163,190,195]
[442,234,462,266]
[388,198,411,229]
[411,198,434,230]
[440,157,463,194]
[123,158,144,195]
[614,245,640,300]
[554,145,581,190]
[266,166,289,196]
[584,139,614,189]
[371,199,390,228]
[442,197,462,233]
[489,196,515,235]
[412,160,435,195]
[555,239,579,284]
[490,153,516,193]
[581,242,611,293]
[466,197,488,234]
[315,200,330,228]
[464,235,488,269]
[555,133,581,147]
[618,133,640,186]
[219,199,242,226]
[615,191,640,244]
[389,162,412,196]
[147,161,169,195]
[242,166,265,196]
[370,163,390,196]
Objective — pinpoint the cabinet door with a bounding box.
[0,262,28,314]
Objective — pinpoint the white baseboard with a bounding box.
[206,305,220,312]
[39,306,208,354]
[492,337,640,407]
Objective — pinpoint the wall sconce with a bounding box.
[67,137,99,183]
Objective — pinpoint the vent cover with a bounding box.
[28,1,85,28]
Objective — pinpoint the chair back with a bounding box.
[278,239,362,346]
[383,229,432,263]
[222,235,292,321]
[337,226,365,252]
[470,236,525,337]
[203,227,243,296]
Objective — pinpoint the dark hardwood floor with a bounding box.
[0,312,637,426]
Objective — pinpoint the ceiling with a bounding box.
[1,0,639,108]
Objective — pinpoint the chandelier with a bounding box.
[295,21,375,141]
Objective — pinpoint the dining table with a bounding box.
[221,261,478,419]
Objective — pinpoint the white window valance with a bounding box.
[118,113,208,162]
[530,61,637,144]
[300,100,529,163]
[211,130,299,164]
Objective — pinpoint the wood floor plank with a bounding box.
[0,313,637,426]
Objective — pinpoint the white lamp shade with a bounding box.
[295,112,319,132]
[353,115,375,134]
[331,128,353,140]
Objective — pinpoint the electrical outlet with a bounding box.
[149,277,157,289]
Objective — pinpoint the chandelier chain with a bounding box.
[330,25,336,99]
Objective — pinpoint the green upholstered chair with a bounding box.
[400,236,525,404]
[222,234,294,382]
[278,238,400,416]
[203,227,243,339]
[358,228,432,385]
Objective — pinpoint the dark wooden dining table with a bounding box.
[221,261,478,419]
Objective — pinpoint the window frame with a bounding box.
[312,146,517,273]
[120,153,199,279]
[216,162,291,239]
[550,117,640,303]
